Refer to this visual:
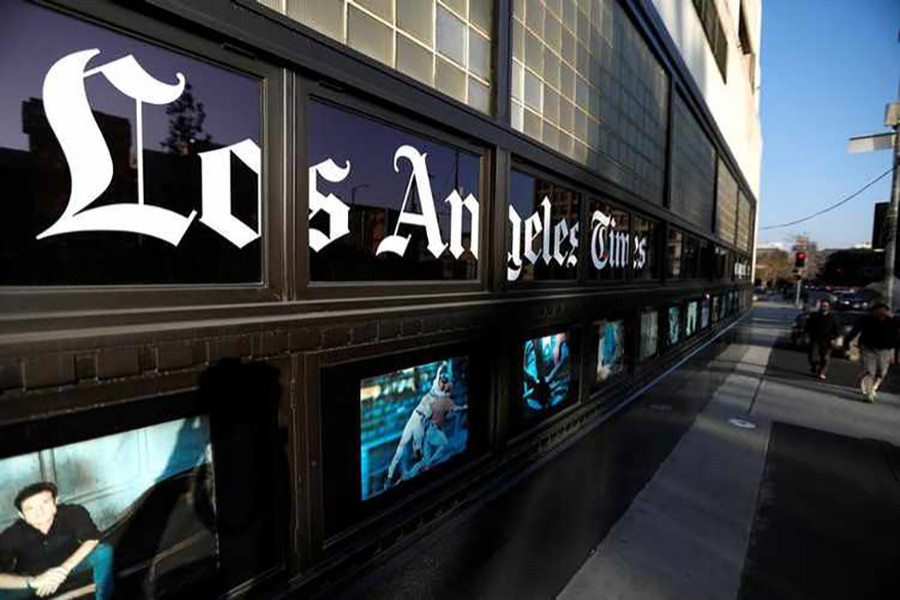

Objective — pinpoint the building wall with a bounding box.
[650,0,763,196]
[0,0,758,596]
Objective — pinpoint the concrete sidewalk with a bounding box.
[558,301,900,600]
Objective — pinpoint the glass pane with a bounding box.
[436,57,467,102]
[437,5,467,66]
[0,2,262,286]
[511,59,525,102]
[441,0,467,18]
[397,34,434,85]
[544,87,559,124]
[511,101,525,131]
[289,0,344,42]
[470,0,493,33]
[524,70,543,111]
[467,77,491,113]
[356,0,393,22]
[513,17,525,60]
[347,5,394,64]
[524,107,542,140]
[469,29,491,80]
[397,0,434,46]
[508,170,580,282]
[307,101,481,281]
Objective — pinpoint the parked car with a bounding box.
[833,291,871,311]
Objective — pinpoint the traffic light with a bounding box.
[795,251,807,268]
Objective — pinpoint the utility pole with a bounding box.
[847,101,900,309]
[885,103,900,309]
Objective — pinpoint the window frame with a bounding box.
[296,80,493,299]
[0,1,288,315]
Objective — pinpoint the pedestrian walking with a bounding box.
[843,303,900,402]
[804,300,839,380]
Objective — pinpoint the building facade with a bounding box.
[0,0,759,597]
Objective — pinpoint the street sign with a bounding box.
[847,132,896,153]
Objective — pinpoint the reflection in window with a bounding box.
[308,101,480,281]
[508,170,580,282]
[639,310,658,361]
[714,246,732,280]
[261,0,494,113]
[667,229,684,279]
[0,2,262,285]
[633,216,657,280]
[588,199,629,281]
[680,235,703,279]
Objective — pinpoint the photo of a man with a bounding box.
[0,482,113,599]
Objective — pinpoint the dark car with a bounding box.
[833,291,871,311]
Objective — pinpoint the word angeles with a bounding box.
[308,145,479,260]
[37,49,260,248]
[507,204,649,281]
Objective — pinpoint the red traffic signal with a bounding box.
[795,251,807,268]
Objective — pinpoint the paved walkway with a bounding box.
[559,301,900,600]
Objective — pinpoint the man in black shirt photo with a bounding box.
[0,482,113,599]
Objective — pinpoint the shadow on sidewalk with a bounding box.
[739,422,900,600]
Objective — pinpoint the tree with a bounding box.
[755,247,792,287]
[161,83,212,155]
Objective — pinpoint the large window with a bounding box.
[261,0,494,113]
[508,169,580,282]
[0,2,263,286]
[716,159,738,245]
[510,0,668,204]
[670,94,716,231]
[307,101,481,281]
[692,0,728,81]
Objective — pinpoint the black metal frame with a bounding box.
[1,0,289,315]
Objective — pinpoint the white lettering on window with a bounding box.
[199,139,261,248]
[376,146,447,259]
[36,49,198,246]
[308,159,351,252]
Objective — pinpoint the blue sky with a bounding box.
[759,0,900,249]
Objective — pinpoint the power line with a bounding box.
[759,167,894,230]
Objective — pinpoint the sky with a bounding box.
[759,0,900,250]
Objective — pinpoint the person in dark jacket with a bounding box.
[804,300,839,379]
[844,302,900,402]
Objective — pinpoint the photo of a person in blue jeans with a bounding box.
[0,482,113,599]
